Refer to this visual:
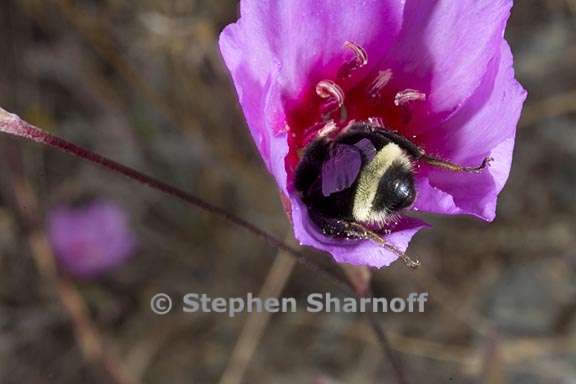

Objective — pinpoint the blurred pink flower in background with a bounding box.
[219,0,526,267]
[47,200,136,279]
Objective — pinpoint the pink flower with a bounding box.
[47,200,136,279]
[219,1,526,267]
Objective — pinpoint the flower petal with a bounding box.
[47,201,136,279]
[385,0,514,129]
[221,1,405,97]
[414,42,527,220]
[291,196,429,268]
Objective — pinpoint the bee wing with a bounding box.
[321,144,362,197]
[353,138,377,162]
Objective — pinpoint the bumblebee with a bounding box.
[294,122,490,242]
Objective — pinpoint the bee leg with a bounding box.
[358,225,421,270]
[309,211,420,269]
[421,154,493,173]
[309,211,369,240]
[364,126,493,173]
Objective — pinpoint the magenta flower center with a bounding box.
[285,42,426,184]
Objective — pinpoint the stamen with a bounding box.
[368,69,393,98]
[316,80,346,121]
[316,121,339,138]
[303,120,346,145]
[316,80,345,106]
[394,89,426,106]
[337,41,368,79]
[367,117,385,128]
[344,41,368,66]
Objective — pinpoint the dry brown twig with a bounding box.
[219,241,296,384]
[520,89,576,127]
[48,0,252,179]
[566,0,576,14]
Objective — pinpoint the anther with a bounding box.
[394,89,426,106]
[368,69,393,98]
[316,80,346,122]
[367,117,385,128]
[316,121,339,138]
[316,80,345,106]
[344,41,368,66]
[337,41,368,79]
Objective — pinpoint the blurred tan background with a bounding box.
[1,1,576,383]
